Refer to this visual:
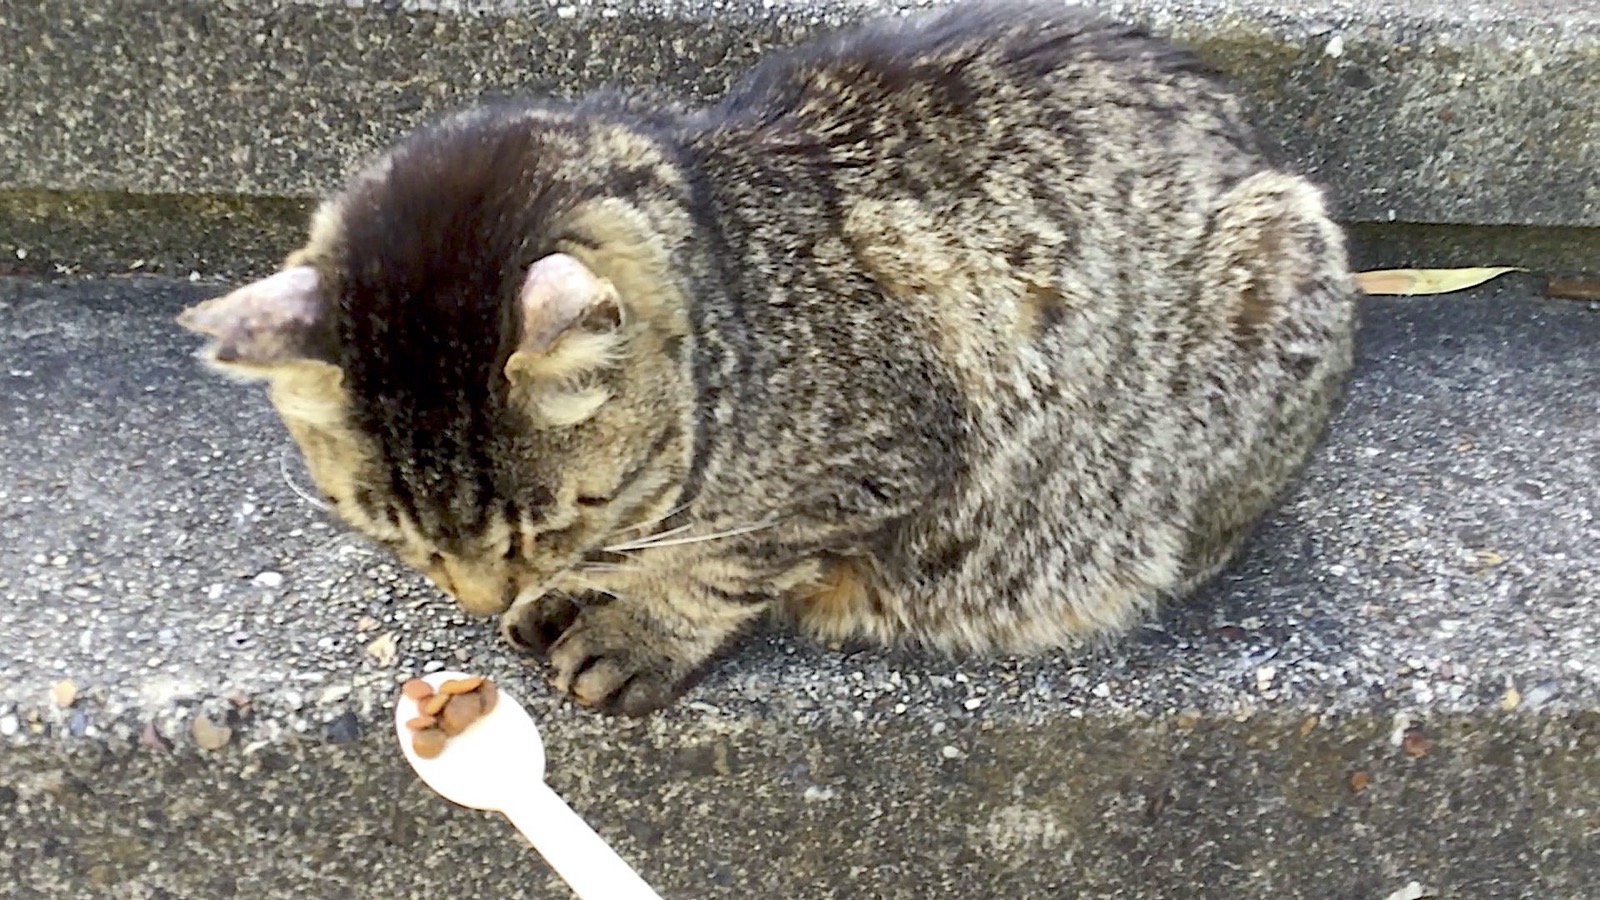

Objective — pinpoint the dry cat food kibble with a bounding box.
[401,676,499,758]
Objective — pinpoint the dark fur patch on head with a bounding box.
[327,109,587,544]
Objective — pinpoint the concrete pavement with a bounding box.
[0,272,1594,897]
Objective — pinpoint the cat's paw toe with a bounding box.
[546,610,690,716]
[500,592,585,658]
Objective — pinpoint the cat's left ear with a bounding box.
[177,266,333,375]
[504,253,626,426]
[505,254,625,377]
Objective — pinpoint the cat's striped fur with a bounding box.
[180,2,1357,715]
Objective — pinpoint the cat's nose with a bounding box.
[435,555,512,617]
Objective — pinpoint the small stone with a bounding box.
[1255,665,1277,693]
[251,571,284,588]
[422,660,445,673]
[802,785,837,802]
[140,722,173,752]
[67,711,88,737]
[1298,715,1319,738]
[1382,882,1432,900]
[355,615,379,633]
[1499,686,1521,711]
[325,711,362,744]
[962,697,984,711]
[1347,770,1370,794]
[51,680,77,709]
[191,714,233,751]
[318,684,352,705]
[1174,709,1202,730]
[1522,680,1560,709]
[940,745,965,760]
[1213,625,1247,642]
[0,715,19,736]
[1091,682,1112,698]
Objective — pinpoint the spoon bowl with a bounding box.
[393,671,546,810]
[393,671,662,900]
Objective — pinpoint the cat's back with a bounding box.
[684,2,1283,393]
[699,1,1258,174]
[689,1,1269,292]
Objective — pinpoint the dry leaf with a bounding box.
[1354,267,1525,296]
[191,713,233,750]
[1401,727,1432,759]
[366,632,399,667]
[51,680,77,709]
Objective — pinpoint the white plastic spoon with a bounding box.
[393,671,664,900]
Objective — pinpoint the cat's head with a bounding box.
[178,107,696,617]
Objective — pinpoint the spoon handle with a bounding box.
[502,781,664,900]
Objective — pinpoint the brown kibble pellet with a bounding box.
[476,679,498,716]
[404,715,437,731]
[439,675,484,696]
[421,693,451,717]
[402,679,433,702]
[440,693,483,737]
[412,727,447,759]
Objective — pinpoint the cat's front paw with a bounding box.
[544,603,701,717]
[500,591,586,658]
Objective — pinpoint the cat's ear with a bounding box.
[505,253,625,380]
[504,253,626,427]
[177,266,333,375]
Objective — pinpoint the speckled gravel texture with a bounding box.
[1,274,1596,897]
[2,0,1597,228]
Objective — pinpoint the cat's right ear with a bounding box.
[177,266,334,378]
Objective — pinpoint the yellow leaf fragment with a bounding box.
[51,680,77,708]
[1354,267,1526,296]
[1499,686,1521,711]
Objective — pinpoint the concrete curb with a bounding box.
[1,0,1597,229]
[1,274,1596,897]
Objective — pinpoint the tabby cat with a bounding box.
[179,2,1358,715]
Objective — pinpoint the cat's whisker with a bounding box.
[604,499,697,540]
[600,521,697,552]
[566,575,621,602]
[279,448,327,511]
[602,518,783,554]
